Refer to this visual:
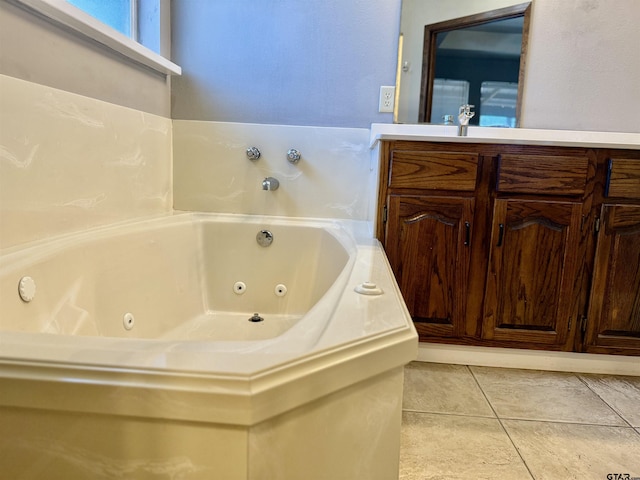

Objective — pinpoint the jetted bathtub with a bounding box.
[0,213,417,479]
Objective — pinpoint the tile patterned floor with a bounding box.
[400,362,640,480]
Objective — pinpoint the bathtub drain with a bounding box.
[249,313,264,322]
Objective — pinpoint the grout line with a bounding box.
[492,416,638,429]
[576,373,635,428]
[401,408,496,419]
[467,365,537,480]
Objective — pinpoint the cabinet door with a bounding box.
[482,199,583,348]
[584,204,640,354]
[385,195,474,338]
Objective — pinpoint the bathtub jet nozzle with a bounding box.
[249,313,264,322]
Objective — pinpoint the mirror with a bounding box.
[396,1,531,126]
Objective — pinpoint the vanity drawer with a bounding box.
[606,158,640,199]
[388,150,479,191]
[497,154,589,195]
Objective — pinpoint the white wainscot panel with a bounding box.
[173,120,372,220]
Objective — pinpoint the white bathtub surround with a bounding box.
[0,74,173,250]
[173,120,374,220]
[0,213,418,478]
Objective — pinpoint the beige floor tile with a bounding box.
[503,419,640,480]
[470,366,626,425]
[403,362,494,417]
[579,374,640,427]
[400,412,533,480]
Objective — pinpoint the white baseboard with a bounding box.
[416,343,640,376]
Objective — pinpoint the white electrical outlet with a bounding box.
[379,86,395,113]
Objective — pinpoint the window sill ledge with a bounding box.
[12,0,181,76]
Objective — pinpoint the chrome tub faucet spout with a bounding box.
[262,177,279,191]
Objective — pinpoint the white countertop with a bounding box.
[370,124,640,150]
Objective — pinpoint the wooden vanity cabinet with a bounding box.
[482,151,594,349]
[377,140,639,355]
[583,156,640,354]
[482,198,584,347]
[381,146,481,340]
[385,194,474,338]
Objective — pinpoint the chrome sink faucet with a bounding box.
[262,177,279,191]
[458,104,475,136]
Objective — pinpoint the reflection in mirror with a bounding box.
[428,15,524,126]
[396,1,531,126]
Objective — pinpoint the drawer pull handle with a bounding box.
[496,223,505,247]
[604,158,613,197]
[464,221,471,246]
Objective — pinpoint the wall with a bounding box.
[169,0,398,218]
[0,0,172,117]
[170,0,402,128]
[0,75,172,249]
[1,0,637,134]
[522,0,640,132]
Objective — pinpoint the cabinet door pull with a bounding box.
[496,223,504,247]
[464,221,471,246]
[604,158,612,197]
